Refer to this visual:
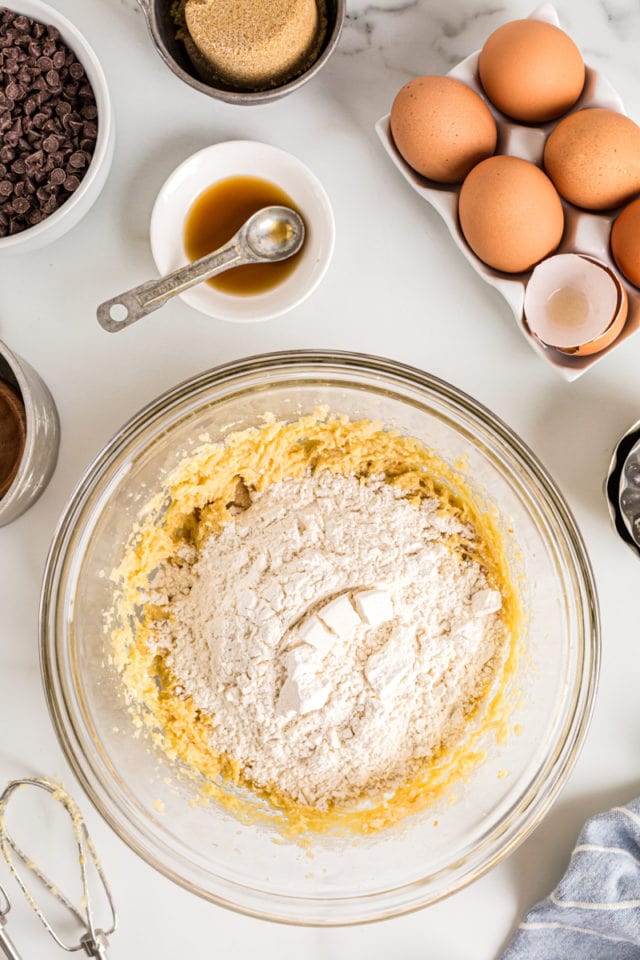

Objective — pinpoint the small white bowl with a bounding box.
[150,141,335,323]
[0,0,115,255]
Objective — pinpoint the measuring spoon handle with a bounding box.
[97,240,249,332]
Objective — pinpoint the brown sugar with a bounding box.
[175,0,326,90]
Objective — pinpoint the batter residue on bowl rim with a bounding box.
[110,409,522,840]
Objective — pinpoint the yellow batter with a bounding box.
[111,411,522,840]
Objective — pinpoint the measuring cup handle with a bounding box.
[96,243,245,332]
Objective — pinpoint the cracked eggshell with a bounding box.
[525,253,628,356]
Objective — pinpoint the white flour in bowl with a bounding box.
[145,471,504,809]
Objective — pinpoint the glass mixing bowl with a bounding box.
[41,351,599,924]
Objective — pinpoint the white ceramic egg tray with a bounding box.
[375,3,640,381]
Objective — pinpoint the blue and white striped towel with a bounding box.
[500,799,640,958]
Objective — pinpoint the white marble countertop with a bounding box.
[2,0,640,956]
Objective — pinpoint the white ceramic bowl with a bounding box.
[150,141,335,323]
[0,0,115,255]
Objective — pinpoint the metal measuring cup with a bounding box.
[606,419,640,558]
[137,0,345,104]
[0,341,59,527]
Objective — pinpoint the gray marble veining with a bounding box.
[339,0,640,119]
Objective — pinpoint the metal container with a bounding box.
[0,340,60,527]
[606,420,640,558]
[137,0,345,105]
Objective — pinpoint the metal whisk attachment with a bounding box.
[0,879,21,960]
[0,778,117,959]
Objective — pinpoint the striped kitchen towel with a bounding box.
[500,798,640,958]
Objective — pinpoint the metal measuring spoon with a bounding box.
[97,205,305,332]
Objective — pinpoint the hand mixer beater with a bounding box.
[0,778,116,959]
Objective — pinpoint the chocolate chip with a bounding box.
[42,194,57,215]
[49,166,65,186]
[62,174,79,192]
[68,149,85,169]
[24,148,42,169]
[42,134,60,153]
[0,180,13,197]
[65,118,82,137]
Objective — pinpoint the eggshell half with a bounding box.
[524,253,627,355]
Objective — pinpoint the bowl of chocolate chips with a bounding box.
[0,1,114,253]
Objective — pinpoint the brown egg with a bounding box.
[544,108,640,210]
[478,20,585,123]
[458,156,564,273]
[390,75,497,184]
[611,196,640,286]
